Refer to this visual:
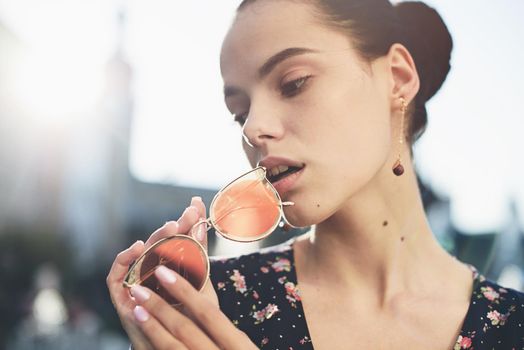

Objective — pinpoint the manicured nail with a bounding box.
[191,196,202,205]
[196,224,205,242]
[163,220,177,228]
[155,265,177,284]
[131,240,144,249]
[133,305,149,322]
[130,285,150,303]
[163,221,179,232]
[183,206,198,216]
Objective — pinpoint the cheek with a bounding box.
[242,139,258,168]
[293,78,391,216]
[310,77,391,170]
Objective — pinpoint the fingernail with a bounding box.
[163,221,179,231]
[130,240,144,250]
[133,305,149,322]
[130,285,150,303]
[196,224,205,242]
[155,265,177,284]
[183,206,198,216]
[163,220,177,228]
[191,196,202,205]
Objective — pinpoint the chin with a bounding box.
[282,202,329,229]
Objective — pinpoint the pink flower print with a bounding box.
[265,303,279,318]
[486,310,508,326]
[252,303,280,324]
[481,286,500,301]
[499,287,508,294]
[278,276,288,284]
[271,258,291,272]
[454,336,472,349]
[230,269,247,293]
[284,282,301,305]
[253,309,267,323]
[253,290,260,299]
[486,310,500,324]
[460,336,472,348]
[299,336,311,344]
[260,266,269,274]
[217,282,226,290]
[261,337,269,346]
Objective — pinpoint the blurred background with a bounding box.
[0,0,522,349]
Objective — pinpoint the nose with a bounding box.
[241,100,285,148]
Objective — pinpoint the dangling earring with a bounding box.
[392,97,406,176]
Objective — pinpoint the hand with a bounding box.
[143,196,219,308]
[130,266,257,350]
[107,240,152,350]
[106,197,217,350]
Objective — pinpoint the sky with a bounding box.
[0,0,523,233]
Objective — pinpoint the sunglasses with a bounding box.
[123,166,294,305]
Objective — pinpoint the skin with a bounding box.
[223,1,474,349]
[107,1,474,349]
[107,196,257,349]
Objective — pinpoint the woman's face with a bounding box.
[220,0,395,227]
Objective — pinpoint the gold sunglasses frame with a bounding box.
[123,166,294,297]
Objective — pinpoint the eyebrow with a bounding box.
[258,47,318,78]
[224,47,318,98]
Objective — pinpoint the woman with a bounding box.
[107,0,524,349]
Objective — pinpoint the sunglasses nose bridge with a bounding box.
[192,218,212,233]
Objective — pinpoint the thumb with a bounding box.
[189,196,218,305]
[189,196,208,251]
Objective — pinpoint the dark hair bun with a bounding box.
[395,1,453,103]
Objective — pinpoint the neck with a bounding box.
[299,160,455,307]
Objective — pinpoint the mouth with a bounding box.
[266,165,304,184]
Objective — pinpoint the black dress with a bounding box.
[210,239,524,350]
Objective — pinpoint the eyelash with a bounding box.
[280,75,312,97]
[233,75,313,126]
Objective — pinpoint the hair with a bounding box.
[237,0,453,145]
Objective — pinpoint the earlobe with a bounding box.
[388,43,420,104]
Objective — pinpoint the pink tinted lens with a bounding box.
[211,176,280,241]
[135,236,207,305]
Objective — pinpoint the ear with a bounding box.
[387,43,420,105]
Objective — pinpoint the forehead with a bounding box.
[220,0,353,80]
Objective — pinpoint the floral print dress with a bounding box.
[210,239,524,349]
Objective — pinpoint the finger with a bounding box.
[133,305,190,350]
[177,205,200,235]
[190,196,207,218]
[107,240,145,289]
[145,221,180,249]
[187,197,214,302]
[189,196,208,250]
[107,240,146,315]
[131,285,219,350]
[154,266,253,350]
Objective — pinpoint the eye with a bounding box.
[280,75,312,97]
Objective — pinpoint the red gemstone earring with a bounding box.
[392,97,406,176]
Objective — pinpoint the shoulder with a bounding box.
[458,270,524,348]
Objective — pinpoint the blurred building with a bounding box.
[0,22,63,232]
[0,16,220,272]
